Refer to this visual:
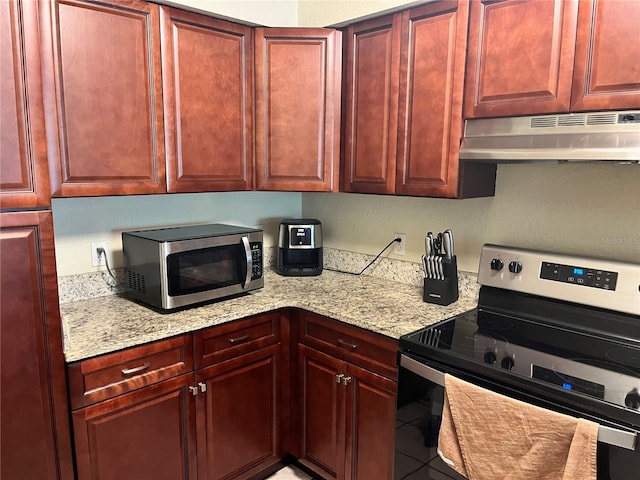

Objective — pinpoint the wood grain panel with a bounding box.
[342,14,401,194]
[255,28,341,192]
[464,0,579,117]
[160,7,253,192]
[40,0,165,196]
[0,0,51,208]
[0,211,74,480]
[571,0,640,111]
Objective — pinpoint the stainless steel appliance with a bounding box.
[396,245,640,479]
[122,223,263,310]
[276,218,322,276]
[459,110,640,163]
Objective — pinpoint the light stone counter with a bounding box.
[60,269,479,363]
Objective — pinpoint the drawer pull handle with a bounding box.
[337,338,358,350]
[121,363,150,376]
[229,335,251,345]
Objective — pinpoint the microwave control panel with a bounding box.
[251,242,263,279]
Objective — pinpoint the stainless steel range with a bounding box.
[396,245,640,480]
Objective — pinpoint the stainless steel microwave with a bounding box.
[122,224,263,310]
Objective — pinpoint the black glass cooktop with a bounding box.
[400,288,640,428]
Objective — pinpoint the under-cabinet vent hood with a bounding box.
[459,110,640,163]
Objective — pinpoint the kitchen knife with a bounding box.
[445,229,454,257]
[442,231,452,260]
[424,240,432,279]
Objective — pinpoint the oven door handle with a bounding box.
[400,354,638,451]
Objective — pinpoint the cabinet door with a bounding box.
[1,0,51,208]
[72,374,197,480]
[571,0,640,111]
[297,344,347,480]
[255,28,341,192]
[160,7,254,192]
[40,0,166,196]
[342,14,401,194]
[344,363,397,480]
[395,0,470,198]
[464,0,579,118]
[0,211,74,480]
[196,344,282,480]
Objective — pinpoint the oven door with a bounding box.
[396,353,640,480]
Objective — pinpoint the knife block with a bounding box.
[423,255,459,306]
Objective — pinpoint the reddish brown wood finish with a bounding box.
[39,0,166,196]
[297,344,347,480]
[344,363,397,480]
[571,0,640,111]
[196,345,283,480]
[298,310,399,380]
[72,373,197,480]
[160,7,254,192]
[0,211,74,480]
[395,0,470,198]
[255,28,342,192]
[341,14,401,194]
[193,311,281,369]
[0,0,51,208]
[68,334,194,409]
[464,0,579,118]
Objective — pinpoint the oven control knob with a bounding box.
[625,390,640,410]
[501,356,515,370]
[490,259,504,271]
[484,351,497,364]
[508,261,523,274]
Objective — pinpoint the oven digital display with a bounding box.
[539,262,618,290]
[532,365,605,399]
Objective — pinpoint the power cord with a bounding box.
[96,247,120,284]
[324,237,402,276]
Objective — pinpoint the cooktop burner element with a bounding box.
[400,244,640,430]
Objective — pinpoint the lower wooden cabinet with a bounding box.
[0,210,74,480]
[294,311,398,480]
[72,374,197,480]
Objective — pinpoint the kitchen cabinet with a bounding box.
[342,0,496,198]
[68,311,285,480]
[464,0,640,118]
[193,311,286,480]
[570,0,640,111]
[293,311,398,480]
[68,335,196,480]
[1,0,51,208]
[255,28,342,192]
[39,0,166,196]
[0,210,74,480]
[159,6,254,193]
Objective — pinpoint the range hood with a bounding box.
[459,110,640,163]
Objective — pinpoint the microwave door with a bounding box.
[241,236,252,290]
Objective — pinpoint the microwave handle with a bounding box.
[399,354,638,451]
[241,236,252,289]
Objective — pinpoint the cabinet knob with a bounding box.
[198,382,207,393]
[189,386,199,396]
[341,376,352,386]
[336,374,345,383]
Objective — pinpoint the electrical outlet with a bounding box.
[393,233,405,255]
[91,241,107,267]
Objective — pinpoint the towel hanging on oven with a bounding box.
[437,374,598,480]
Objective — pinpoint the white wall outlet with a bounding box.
[91,241,107,267]
[393,233,406,255]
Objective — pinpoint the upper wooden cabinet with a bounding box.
[255,28,342,192]
[1,0,51,208]
[571,0,640,111]
[39,0,166,196]
[1,211,74,480]
[464,0,640,118]
[342,0,495,198]
[160,7,254,193]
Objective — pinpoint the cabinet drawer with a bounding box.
[298,311,398,380]
[194,311,281,369]
[68,335,193,409]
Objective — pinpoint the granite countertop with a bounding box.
[60,269,479,363]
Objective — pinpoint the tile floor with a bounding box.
[265,465,313,479]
